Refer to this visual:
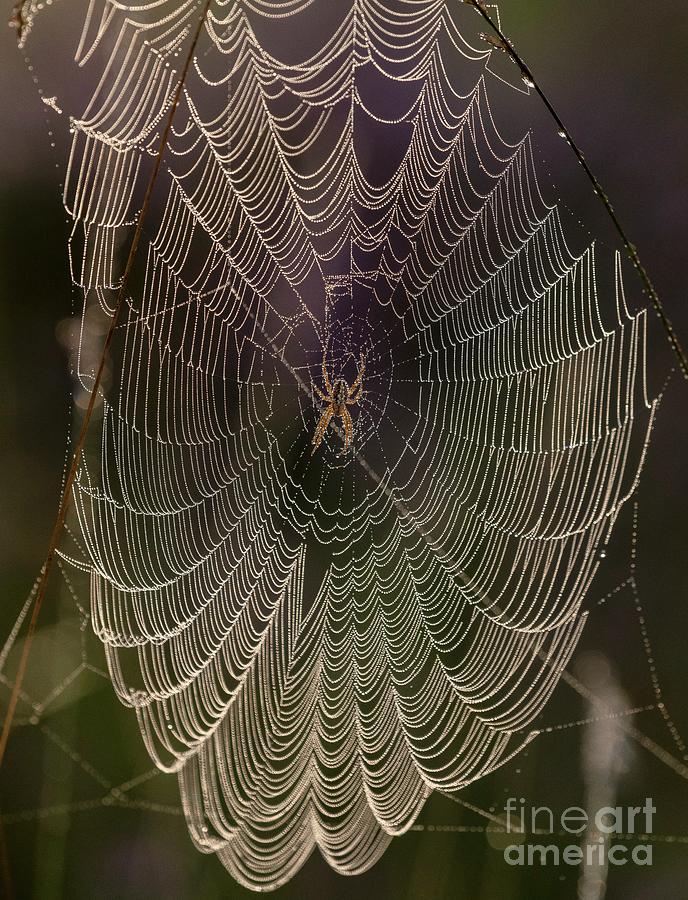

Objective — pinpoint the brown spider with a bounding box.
[311,352,365,455]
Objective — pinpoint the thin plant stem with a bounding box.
[0,0,214,769]
[465,0,688,381]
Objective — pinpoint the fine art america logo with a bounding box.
[501,798,655,867]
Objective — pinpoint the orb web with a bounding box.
[3,0,662,890]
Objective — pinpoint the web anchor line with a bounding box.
[0,0,214,770]
[464,0,688,382]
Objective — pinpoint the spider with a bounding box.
[311,352,365,455]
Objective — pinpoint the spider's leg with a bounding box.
[346,384,361,405]
[322,352,333,396]
[347,353,365,399]
[314,384,329,401]
[311,406,333,454]
[340,407,354,454]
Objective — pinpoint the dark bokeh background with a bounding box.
[1,3,687,898]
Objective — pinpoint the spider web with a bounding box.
[0,0,672,891]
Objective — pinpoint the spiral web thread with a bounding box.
[1,0,675,890]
